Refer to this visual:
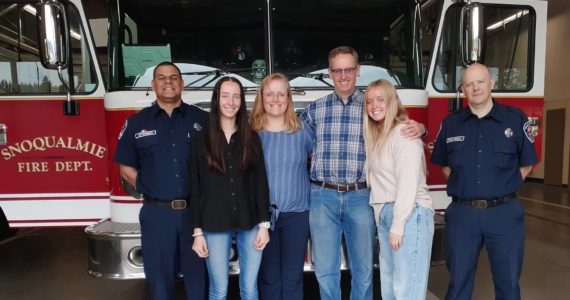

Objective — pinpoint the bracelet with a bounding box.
[192,232,204,237]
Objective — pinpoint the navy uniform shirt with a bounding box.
[114,102,208,201]
[431,102,537,200]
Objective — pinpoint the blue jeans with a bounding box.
[204,226,263,300]
[309,184,376,300]
[378,203,434,300]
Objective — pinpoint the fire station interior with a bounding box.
[1,0,570,299]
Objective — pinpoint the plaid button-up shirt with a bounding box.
[300,90,366,185]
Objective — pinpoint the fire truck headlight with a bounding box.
[127,246,144,267]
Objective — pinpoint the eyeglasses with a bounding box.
[330,67,357,76]
[263,92,287,99]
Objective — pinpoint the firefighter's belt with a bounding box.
[143,196,187,210]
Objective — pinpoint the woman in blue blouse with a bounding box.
[249,73,314,300]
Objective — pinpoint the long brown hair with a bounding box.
[249,73,300,132]
[205,77,260,173]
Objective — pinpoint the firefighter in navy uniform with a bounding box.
[431,63,537,300]
[114,62,208,300]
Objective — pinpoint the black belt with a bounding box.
[311,180,368,192]
[143,195,187,210]
[452,193,516,209]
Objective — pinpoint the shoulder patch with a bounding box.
[523,119,536,143]
[118,120,128,140]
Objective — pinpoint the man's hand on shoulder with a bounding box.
[400,119,426,139]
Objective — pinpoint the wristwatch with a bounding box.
[259,221,271,229]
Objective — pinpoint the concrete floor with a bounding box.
[0,182,569,299]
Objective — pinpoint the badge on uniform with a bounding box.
[135,129,157,139]
[504,128,513,139]
[446,136,465,143]
[193,123,203,131]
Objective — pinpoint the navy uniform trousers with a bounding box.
[444,198,525,300]
[258,211,310,300]
[140,202,207,300]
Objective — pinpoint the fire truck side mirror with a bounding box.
[37,1,79,116]
[460,1,486,66]
[37,0,69,70]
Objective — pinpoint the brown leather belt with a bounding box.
[311,180,368,192]
[143,195,187,210]
[452,193,516,209]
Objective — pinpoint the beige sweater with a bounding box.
[368,124,433,236]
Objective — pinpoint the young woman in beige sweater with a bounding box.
[363,79,434,300]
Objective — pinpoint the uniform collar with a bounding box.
[333,89,361,105]
[150,101,187,118]
[461,99,504,123]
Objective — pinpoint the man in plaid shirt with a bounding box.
[300,46,425,300]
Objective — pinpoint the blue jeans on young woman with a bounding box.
[377,203,434,300]
[204,226,263,300]
[309,184,376,300]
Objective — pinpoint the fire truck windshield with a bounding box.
[272,0,422,89]
[108,0,422,90]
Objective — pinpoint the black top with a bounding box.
[114,102,208,200]
[190,130,270,232]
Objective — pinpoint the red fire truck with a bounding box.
[0,0,546,278]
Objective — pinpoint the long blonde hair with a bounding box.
[363,79,428,177]
[249,73,300,132]
[363,80,408,160]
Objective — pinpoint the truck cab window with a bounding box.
[433,4,534,92]
[0,3,96,95]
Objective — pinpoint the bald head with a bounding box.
[461,63,495,109]
[462,63,493,83]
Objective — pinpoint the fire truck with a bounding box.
[0,0,546,278]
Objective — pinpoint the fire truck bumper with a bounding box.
[84,216,444,280]
[85,220,144,279]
